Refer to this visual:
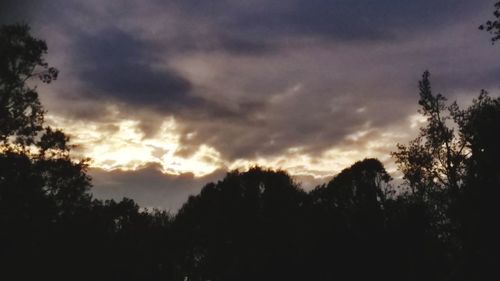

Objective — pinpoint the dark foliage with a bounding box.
[2,23,500,281]
[480,1,500,43]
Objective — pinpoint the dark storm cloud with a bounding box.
[6,0,497,133]
[2,0,491,48]
[174,0,480,42]
[66,27,267,122]
[74,29,193,109]
[8,0,481,60]
[0,0,34,24]
[0,0,71,25]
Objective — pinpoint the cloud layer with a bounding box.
[3,0,500,208]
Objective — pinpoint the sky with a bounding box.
[2,0,500,210]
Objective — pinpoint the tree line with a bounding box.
[1,17,500,281]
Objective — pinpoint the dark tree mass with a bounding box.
[2,4,500,280]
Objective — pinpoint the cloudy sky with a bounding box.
[2,0,499,210]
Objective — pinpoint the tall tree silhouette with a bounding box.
[393,71,467,197]
[392,72,469,250]
[0,23,93,281]
[393,72,500,280]
[0,24,178,281]
[453,92,500,280]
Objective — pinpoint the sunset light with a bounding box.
[3,1,500,279]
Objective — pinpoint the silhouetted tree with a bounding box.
[174,167,309,281]
[0,24,58,146]
[393,72,500,280]
[479,1,500,43]
[308,159,397,280]
[312,158,391,209]
[392,72,468,251]
[0,24,177,281]
[451,92,500,280]
[0,23,93,281]
[393,72,467,197]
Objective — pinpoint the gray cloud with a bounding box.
[90,165,227,211]
[0,0,35,24]
[3,0,500,208]
[73,28,194,110]
[171,0,482,42]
